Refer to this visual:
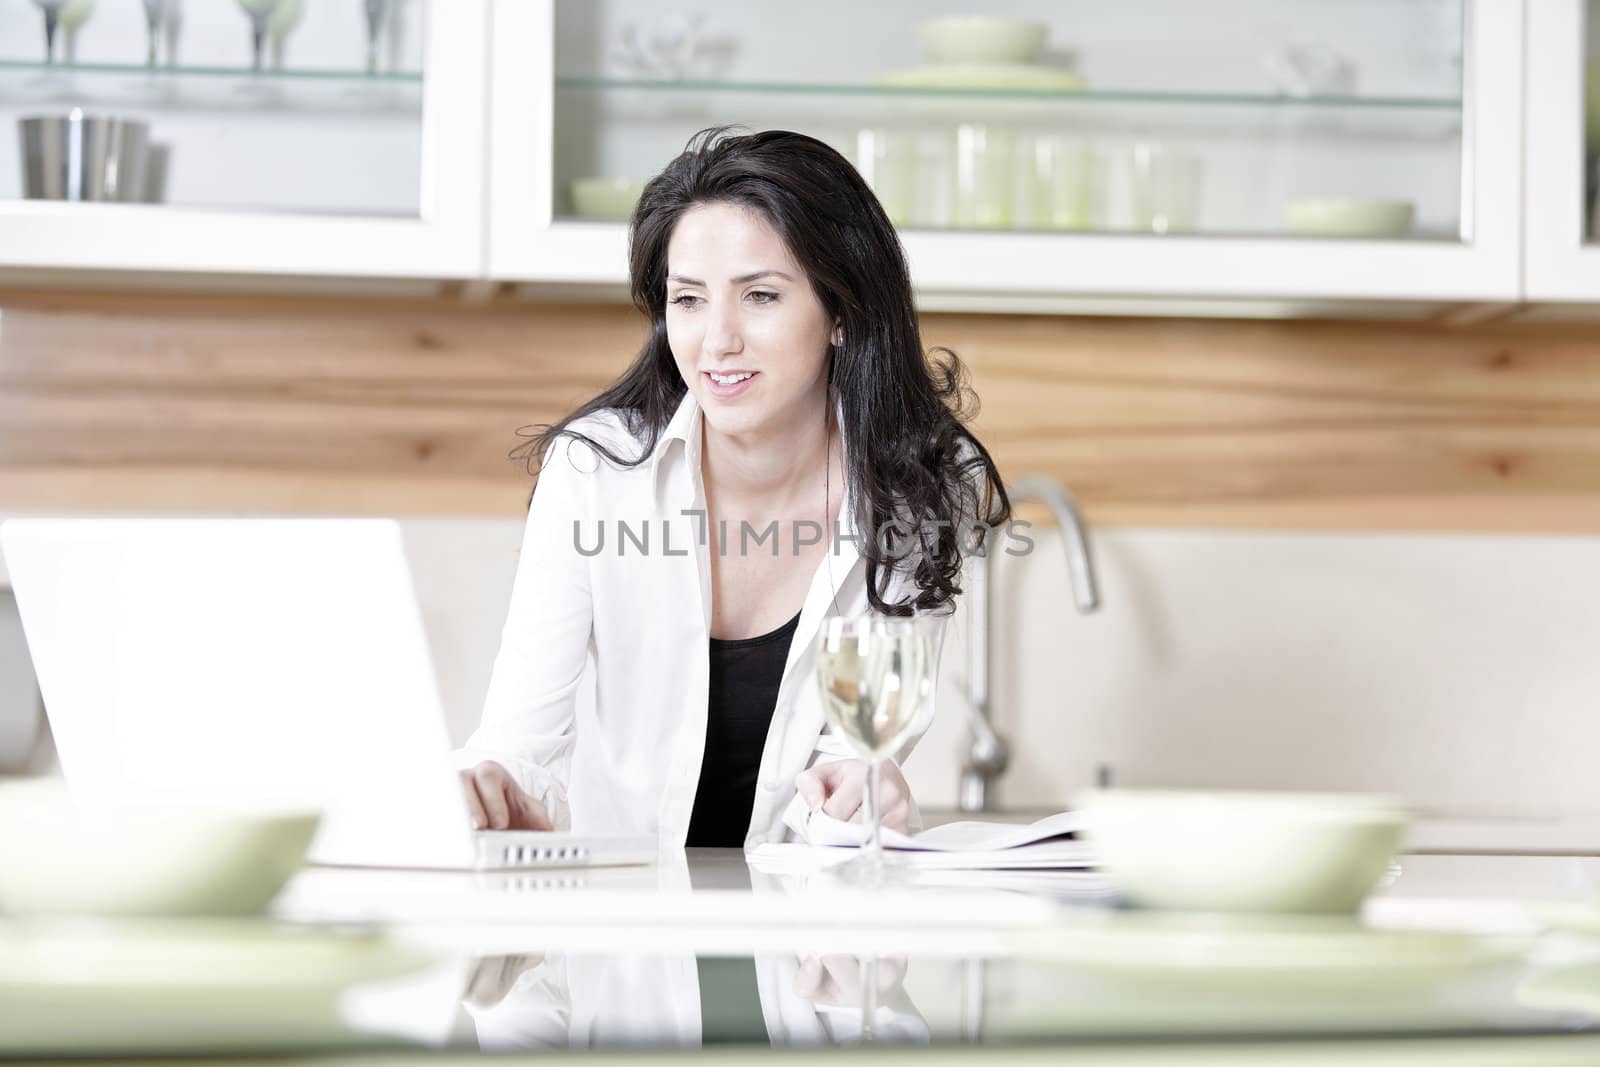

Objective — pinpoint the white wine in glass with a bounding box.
[815,614,934,882]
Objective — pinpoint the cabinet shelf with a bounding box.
[555,76,1460,112]
[0,61,423,116]
[0,59,422,84]
[554,77,1463,143]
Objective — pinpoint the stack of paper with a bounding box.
[752,810,1093,872]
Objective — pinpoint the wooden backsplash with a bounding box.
[3,287,1600,531]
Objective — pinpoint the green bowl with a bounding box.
[918,16,1048,65]
[1284,198,1414,238]
[0,779,319,917]
[568,177,646,221]
[1078,788,1410,914]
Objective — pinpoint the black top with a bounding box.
[685,610,803,848]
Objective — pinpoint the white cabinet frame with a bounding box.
[1525,0,1600,301]
[0,0,491,280]
[489,0,1524,308]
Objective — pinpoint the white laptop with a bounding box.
[0,517,657,871]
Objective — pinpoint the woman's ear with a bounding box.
[831,324,844,347]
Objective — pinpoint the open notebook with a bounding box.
[751,810,1093,871]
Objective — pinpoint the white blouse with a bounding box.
[456,390,951,850]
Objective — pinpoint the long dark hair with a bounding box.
[512,127,1009,615]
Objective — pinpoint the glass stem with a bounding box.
[43,10,59,64]
[864,758,884,860]
[859,955,879,1042]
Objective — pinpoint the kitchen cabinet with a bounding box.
[1524,0,1600,302]
[488,0,1523,312]
[3,0,1594,315]
[0,0,487,279]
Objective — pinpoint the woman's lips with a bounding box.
[704,371,758,399]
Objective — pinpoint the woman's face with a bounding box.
[664,201,835,441]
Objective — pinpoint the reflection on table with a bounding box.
[3,852,1600,1058]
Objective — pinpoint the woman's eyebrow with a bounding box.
[666,270,794,286]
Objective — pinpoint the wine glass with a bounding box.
[362,0,390,75]
[267,0,304,71]
[32,0,67,63]
[235,0,283,73]
[59,0,94,65]
[140,0,164,67]
[814,614,936,886]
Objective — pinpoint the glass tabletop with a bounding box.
[4,852,1600,1060]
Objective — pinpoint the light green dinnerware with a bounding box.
[1078,788,1410,914]
[0,778,319,917]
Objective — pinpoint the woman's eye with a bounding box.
[669,294,703,309]
[747,290,779,305]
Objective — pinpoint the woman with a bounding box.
[456,128,1009,849]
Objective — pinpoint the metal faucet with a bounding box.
[959,474,1101,813]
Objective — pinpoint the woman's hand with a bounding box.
[460,761,554,831]
[794,758,913,833]
[793,954,908,1009]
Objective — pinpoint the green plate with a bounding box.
[875,63,1086,92]
[0,919,439,1054]
[1028,913,1526,990]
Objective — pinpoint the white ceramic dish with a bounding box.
[568,177,646,220]
[1078,788,1410,914]
[875,63,1084,92]
[1284,198,1415,238]
[0,920,437,1053]
[0,779,319,916]
[918,16,1047,65]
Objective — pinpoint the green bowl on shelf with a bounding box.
[1284,198,1415,238]
[568,177,646,221]
[918,16,1048,65]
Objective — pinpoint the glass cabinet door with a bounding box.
[546,0,1464,243]
[492,0,1523,306]
[0,0,487,278]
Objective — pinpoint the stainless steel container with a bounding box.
[19,109,151,202]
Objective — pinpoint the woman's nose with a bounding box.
[701,300,743,357]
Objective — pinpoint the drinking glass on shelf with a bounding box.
[235,0,284,72]
[814,614,936,885]
[1098,141,1205,235]
[852,128,916,228]
[32,0,67,64]
[1024,134,1091,231]
[950,124,1017,229]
